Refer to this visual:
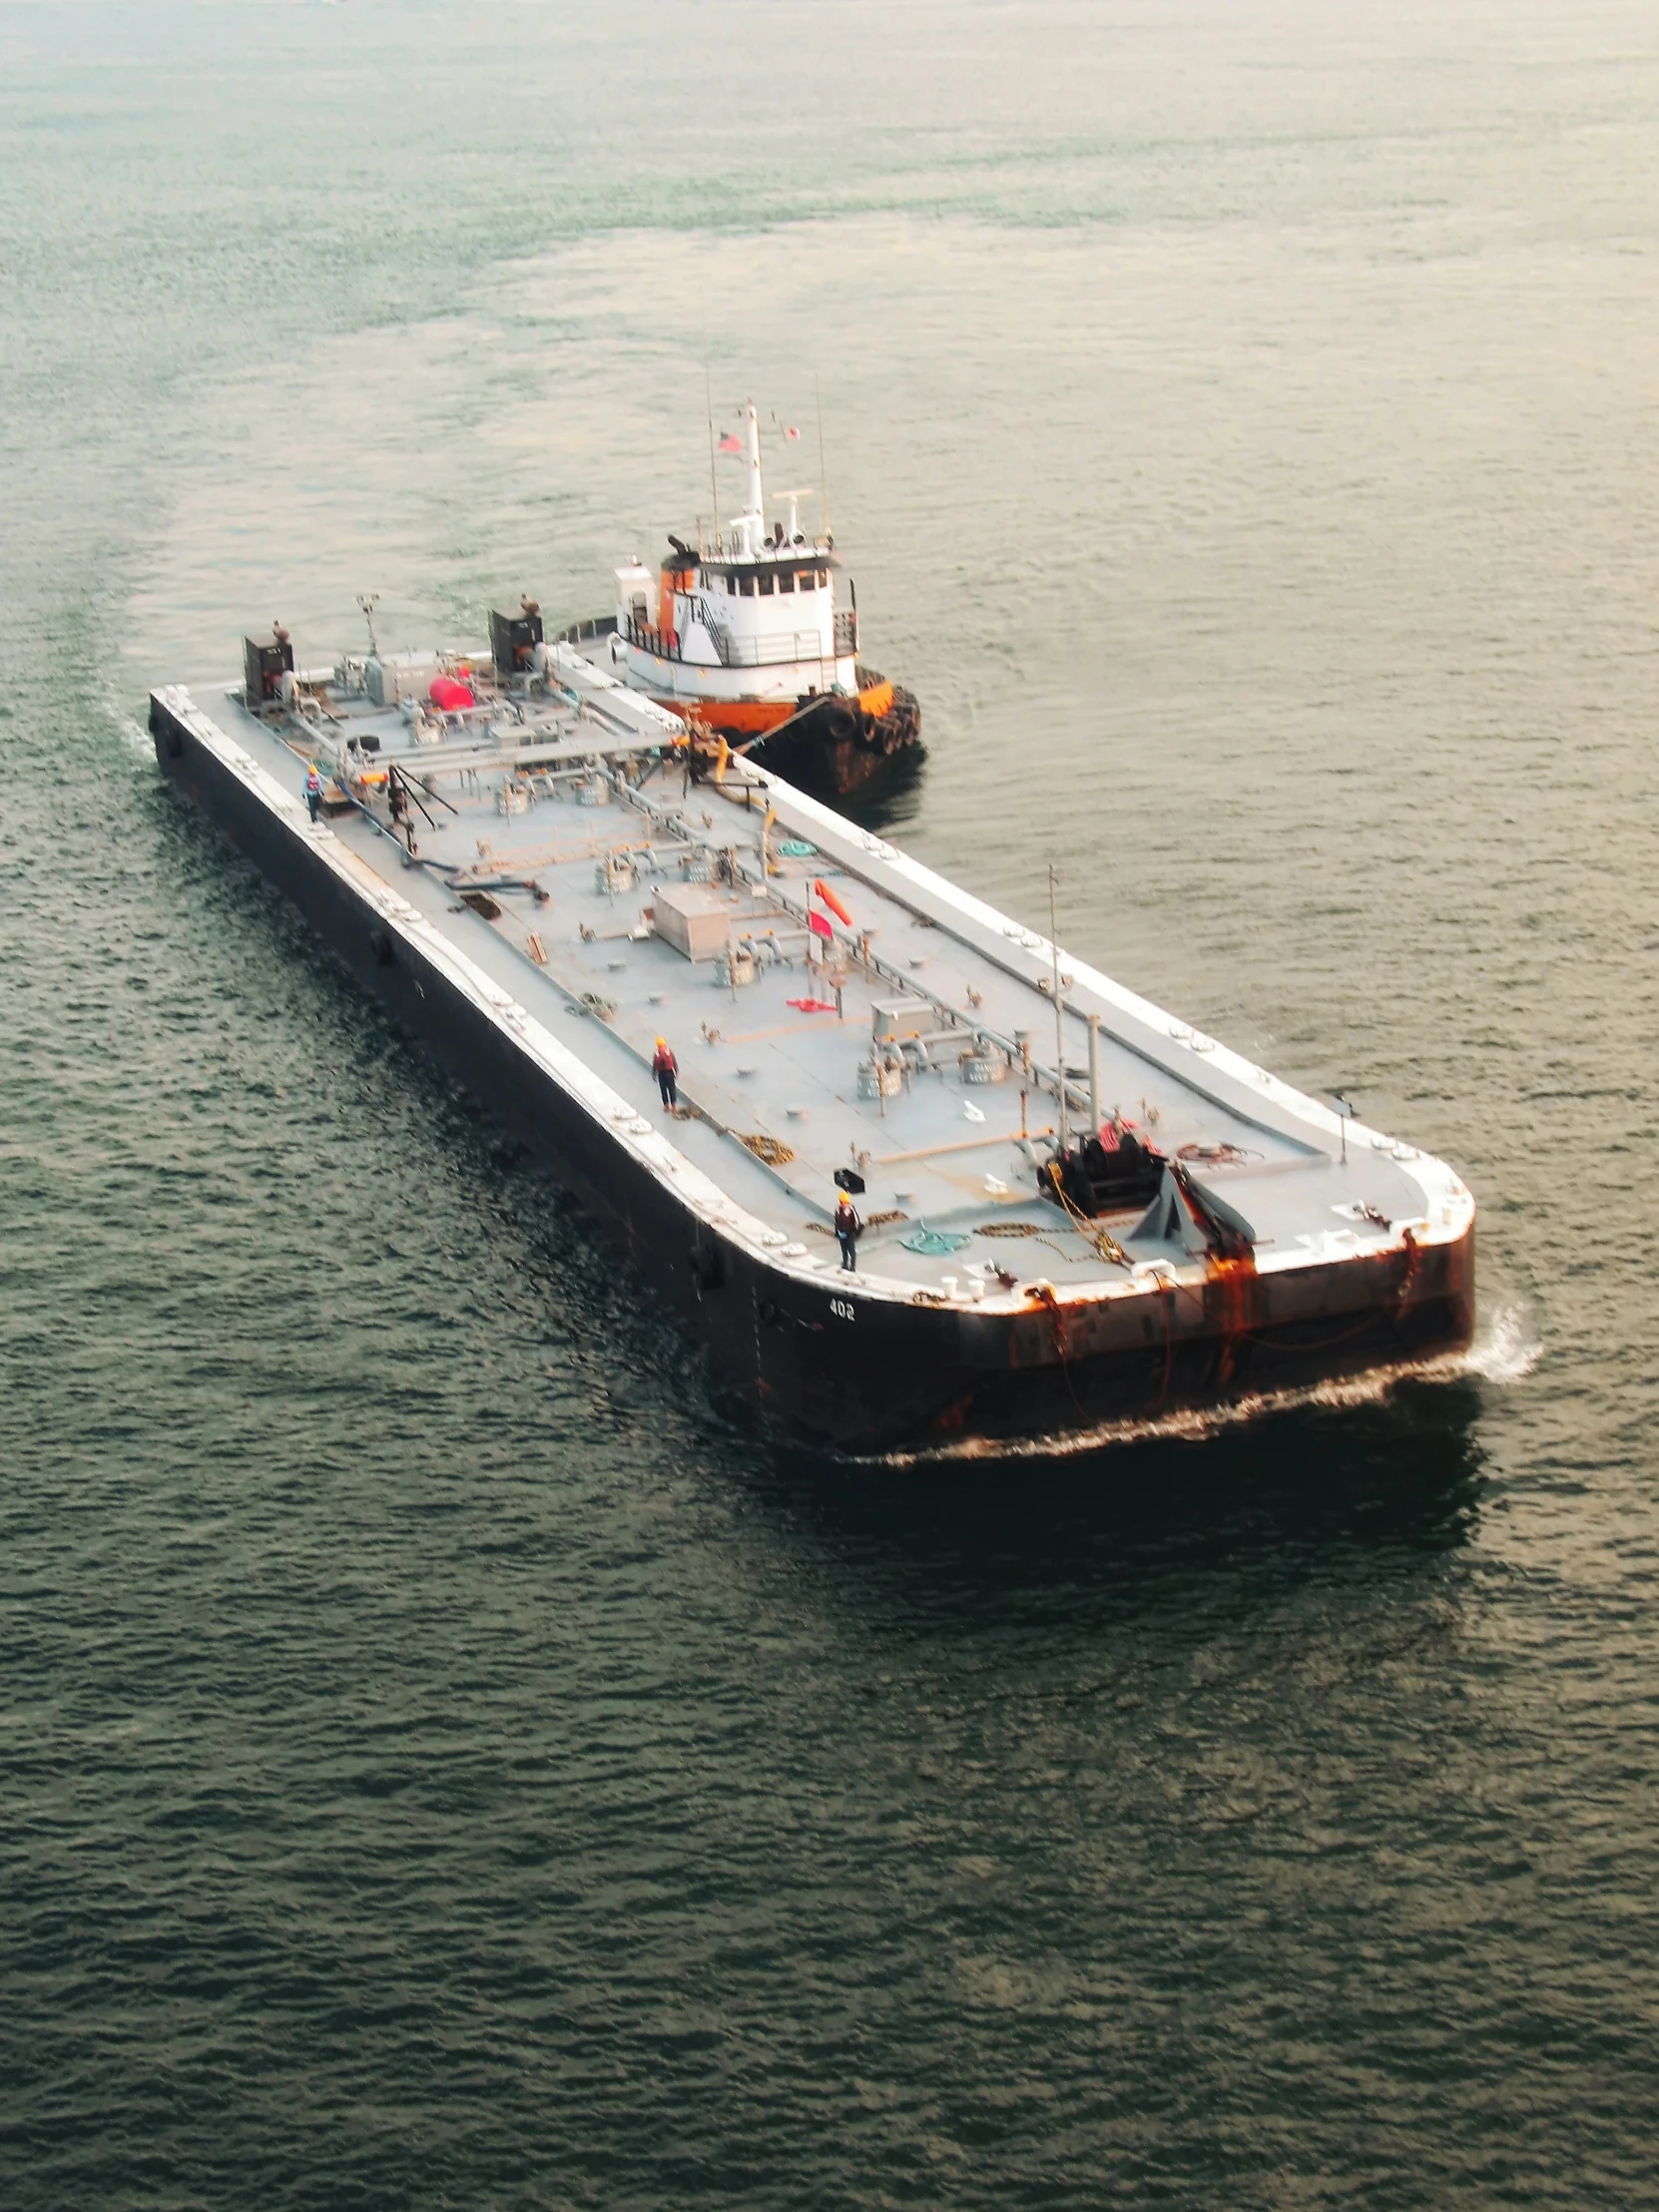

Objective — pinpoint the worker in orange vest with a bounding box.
[652,1036,679,1112]
[833,1189,861,1272]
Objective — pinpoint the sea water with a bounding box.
[3,3,1656,2202]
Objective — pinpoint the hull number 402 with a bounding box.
[830,1298,855,1322]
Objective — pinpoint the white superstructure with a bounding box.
[607,402,859,712]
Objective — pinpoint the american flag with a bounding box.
[717,431,742,454]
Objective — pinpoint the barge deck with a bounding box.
[149,635,1474,1452]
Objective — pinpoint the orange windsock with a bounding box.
[813,878,852,926]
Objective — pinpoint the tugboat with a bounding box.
[561,402,921,803]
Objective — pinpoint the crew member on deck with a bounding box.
[303,763,323,824]
[387,765,416,854]
[834,1190,861,1272]
[653,1036,679,1112]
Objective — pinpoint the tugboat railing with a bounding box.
[621,614,847,673]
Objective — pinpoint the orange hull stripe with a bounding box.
[668,699,799,736]
[656,683,891,735]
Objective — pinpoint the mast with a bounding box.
[744,401,765,535]
[1049,864,1069,1151]
[704,349,720,546]
[816,377,830,541]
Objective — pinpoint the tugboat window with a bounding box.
[725,574,736,595]
[779,572,795,593]
[799,571,815,592]
[740,574,756,597]
[759,573,774,595]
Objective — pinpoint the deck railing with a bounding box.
[621,614,848,671]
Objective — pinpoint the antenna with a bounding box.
[356,593,379,657]
[701,300,719,543]
[1332,1091,1357,1167]
[776,486,814,542]
[816,376,830,541]
[1049,863,1069,1151]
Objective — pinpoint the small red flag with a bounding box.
[808,910,833,939]
[718,431,742,454]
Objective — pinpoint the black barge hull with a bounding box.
[151,691,1474,1456]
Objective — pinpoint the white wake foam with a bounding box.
[853,1300,1542,1468]
[116,709,155,760]
[1462,1297,1542,1385]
